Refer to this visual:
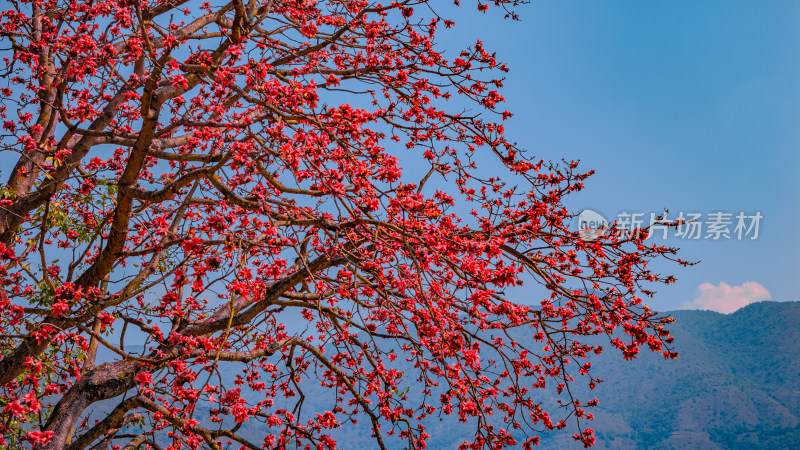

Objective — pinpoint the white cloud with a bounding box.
[681,281,771,314]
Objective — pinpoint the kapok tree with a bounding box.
[0,1,687,448]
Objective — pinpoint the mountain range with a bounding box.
[94,301,800,449]
[542,300,800,449]
[238,301,800,448]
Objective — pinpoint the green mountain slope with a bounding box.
[183,301,800,448]
[540,301,800,449]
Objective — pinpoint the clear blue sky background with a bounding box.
[2,1,795,314]
[443,0,799,312]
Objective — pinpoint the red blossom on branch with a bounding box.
[0,0,688,448]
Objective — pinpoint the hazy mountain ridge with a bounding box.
[538,301,800,449]
[96,301,800,448]
[227,301,800,448]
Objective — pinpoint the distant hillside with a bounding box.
[111,301,800,448]
[537,301,800,449]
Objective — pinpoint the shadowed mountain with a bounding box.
[537,301,800,449]
[224,301,800,448]
[95,301,800,448]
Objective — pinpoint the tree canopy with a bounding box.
[0,0,686,448]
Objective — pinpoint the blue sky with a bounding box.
[2,1,795,315]
[444,0,799,312]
